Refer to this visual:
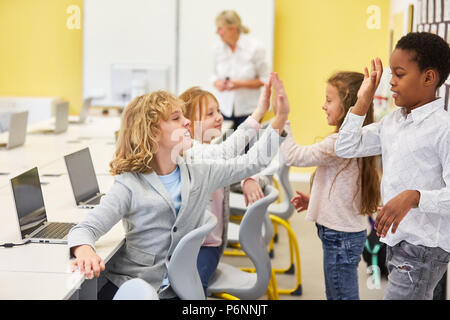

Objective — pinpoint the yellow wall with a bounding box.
[273,0,390,174]
[0,0,390,158]
[392,12,405,52]
[0,0,83,114]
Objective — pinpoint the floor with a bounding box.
[214,179,388,300]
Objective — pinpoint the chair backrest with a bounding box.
[168,214,217,300]
[261,210,274,246]
[113,278,159,300]
[238,185,279,299]
[270,159,295,220]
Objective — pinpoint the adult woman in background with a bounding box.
[212,10,270,130]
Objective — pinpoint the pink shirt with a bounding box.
[280,123,366,232]
[202,116,262,247]
[202,188,225,247]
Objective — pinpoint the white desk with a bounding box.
[0,164,125,300]
[0,271,85,300]
[0,116,119,186]
[0,96,61,128]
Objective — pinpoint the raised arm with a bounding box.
[280,122,342,167]
[204,73,289,190]
[187,74,275,161]
[334,112,383,158]
[335,58,384,158]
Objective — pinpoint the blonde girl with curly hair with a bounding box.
[68,77,289,299]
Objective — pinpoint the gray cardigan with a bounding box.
[67,124,284,299]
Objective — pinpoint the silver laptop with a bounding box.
[10,167,76,244]
[69,97,93,124]
[0,111,28,149]
[64,147,105,209]
[32,101,69,134]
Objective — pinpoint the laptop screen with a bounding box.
[10,167,47,239]
[64,148,100,204]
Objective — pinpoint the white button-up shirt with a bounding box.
[335,98,450,252]
[211,35,270,117]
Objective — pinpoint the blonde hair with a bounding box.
[109,91,185,175]
[216,10,249,34]
[179,86,219,123]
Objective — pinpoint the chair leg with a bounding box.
[269,269,279,300]
[269,215,303,296]
[223,242,248,256]
[271,219,295,274]
[212,292,240,300]
[223,249,247,257]
[273,221,279,243]
[268,236,275,259]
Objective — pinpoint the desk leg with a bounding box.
[78,278,98,300]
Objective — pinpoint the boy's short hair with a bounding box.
[395,32,450,88]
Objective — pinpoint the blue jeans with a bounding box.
[316,223,366,300]
[384,241,450,300]
[197,246,221,294]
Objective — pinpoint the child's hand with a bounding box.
[270,72,289,134]
[271,72,290,118]
[353,58,383,116]
[251,78,272,122]
[71,244,105,279]
[374,190,420,238]
[290,191,310,213]
[242,178,265,206]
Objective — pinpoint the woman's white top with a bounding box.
[211,34,270,117]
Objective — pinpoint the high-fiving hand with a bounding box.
[353,58,383,116]
[271,72,290,118]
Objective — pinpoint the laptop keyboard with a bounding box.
[34,222,76,239]
[87,196,101,205]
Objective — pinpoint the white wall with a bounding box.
[82,0,275,103]
[82,0,177,103]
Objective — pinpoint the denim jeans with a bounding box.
[316,223,367,300]
[384,241,450,300]
[197,246,221,295]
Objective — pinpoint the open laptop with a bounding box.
[0,111,28,149]
[31,101,69,134]
[10,167,76,244]
[69,97,93,124]
[64,147,105,209]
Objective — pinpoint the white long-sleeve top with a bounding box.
[280,122,366,232]
[335,98,450,252]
